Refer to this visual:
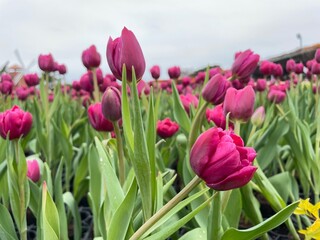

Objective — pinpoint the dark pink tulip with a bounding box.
[190,127,257,191]
[80,72,93,92]
[251,106,265,127]
[1,73,12,82]
[231,79,244,90]
[272,64,283,77]
[260,61,274,76]
[28,87,36,95]
[223,86,255,122]
[82,95,91,107]
[58,64,67,74]
[312,62,320,75]
[182,76,192,86]
[268,90,286,104]
[99,76,112,92]
[88,103,114,132]
[38,53,55,72]
[209,67,221,78]
[107,27,145,82]
[48,93,54,102]
[24,73,39,86]
[195,71,206,83]
[307,59,316,71]
[150,65,160,80]
[101,87,122,122]
[137,80,150,96]
[231,49,260,83]
[202,73,231,105]
[82,45,101,69]
[27,160,40,182]
[168,66,181,79]
[286,59,296,73]
[72,80,81,91]
[206,104,233,130]
[0,105,33,140]
[256,78,267,92]
[157,118,179,138]
[16,87,29,101]
[1,80,13,95]
[270,83,288,93]
[315,49,320,63]
[295,62,304,74]
[105,73,117,82]
[176,84,183,94]
[180,94,199,114]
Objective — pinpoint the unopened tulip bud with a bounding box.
[58,64,67,74]
[272,64,283,77]
[180,94,198,114]
[251,106,265,127]
[101,87,122,122]
[267,90,286,104]
[315,49,320,63]
[223,86,255,122]
[27,160,40,182]
[286,59,296,73]
[295,63,304,74]
[1,80,13,95]
[150,65,160,79]
[82,45,101,69]
[88,103,114,132]
[38,53,55,72]
[157,118,179,138]
[202,73,231,105]
[256,78,267,92]
[260,61,273,76]
[1,73,12,82]
[24,73,40,86]
[312,62,320,75]
[168,66,181,79]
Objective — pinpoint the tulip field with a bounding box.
[1,27,320,240]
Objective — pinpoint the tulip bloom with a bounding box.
[223,86,255,122]
[157,118,179,138]
[1,80,13,95]
[272,64,283,77]
[295,63,304,74]
[168,66,181,79]
[206,104,233,130]
[16,87,29,101]
[256,78,267,92]
[24,73,40,86]
[190,127,257,191]
[82,45,101,69]
[312,62,320,75]
[260,61,274,76]
[72,80,81,91]
[150,65,160,80]
[38,53,55,72]
[182,76,192,86]
[286,59,296,73]
[180,94,199,114]
[1,73,12,82]
[268,90,286,104]
[27,160,40,182]
[88,103,114,132]
[101,87,122,122]
[231,49,260,83]
[58,64,67,74]
[202,74,231,105]
[107,27,145,82]
[315,49,320,63]
[0,105,33,140]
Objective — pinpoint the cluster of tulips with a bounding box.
[0,26,320,240]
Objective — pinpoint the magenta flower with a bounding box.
[157,118,179,138]
[286,59,296,73]
[107,27,145,82]
[272,64,283,77]
[88,103,114,132]
[82,45,101,69]
[295,63,304,74]
[150,65,160,80]
[231,49,260,82]
[315,49,320,63]
[251,106,265,127]
[180,94,199,114]
[101,87,122,122]
[27,160,40,182]
[0,105,33,140]
[202,73,231,105]
[190,127,257,191]
[206,104,233,130]
[168,66,181,79]
[58,64,67,74]
[268,90,286,104]
[16,87,29,101]
[223,86,255,122]
[256,78,267,92]
[260,61,274,76]
[38,53,55,72]
[24,73,40,87]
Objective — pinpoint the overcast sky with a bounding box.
[1,0,320,82]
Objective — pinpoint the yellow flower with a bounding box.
[299,219,320,240]
[294,199,320,219]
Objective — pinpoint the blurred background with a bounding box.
[0,0,320,82]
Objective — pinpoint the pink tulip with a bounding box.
[58,64,67,74]
[157,118,179,138]
[260,61,274,76]
[82,45,101,69]
[101,87,122,122]
[27,160,40,182]
[107,27,145,82]
[315,49,320,63]
[16,87,29,101]
[251,106,265,127]
[286,59,296,73]
[295,62,304,74]
[268,90,286,103]
[272,64,283,77]
[190,127,257,191]
[256,78,267,92]
[38,54,55,72]
[206,104,233,130]
[150,65,160,80]
[0,105,33,140]
[24,73,39,86]
[180,94,198,114]
[202,73,231,105]
[168,66,181,79]
[88,103,114,132]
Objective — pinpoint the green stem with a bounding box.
[113,121,125,186]
[188,102,209,149]
[130,176,202,240]
[92,68,100,103]
[208,191,222,240]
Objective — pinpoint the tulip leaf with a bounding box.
[178,228,206,240]
[221,201,299,240]
[171,82,191,132]
[0,203,18,240]
[63,192,82,240]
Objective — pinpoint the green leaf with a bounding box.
[63,192,82,240]
[0,203,18,240]
[107,178,137,240]
[221,201,299,240]
[224,189,242,228]
[41,182,60,240]
[171,82,191,132]
[179,228,206,240]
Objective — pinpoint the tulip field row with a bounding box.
[1,27,320,239]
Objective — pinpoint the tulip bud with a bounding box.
[0,105,33,140]
[72,80,81,91]
[251,106,265,127]
[88,103,114,132]
[182,76,191,86]
[295,62,304,74]
[24,73,40,86]
[312,62,320,75]
[16,87,29,101]
[27,160,40,182]
[272,64,283,77]
[260,61,273,76]
[202,73,231,105]
[267,90,286,104]
[80,72,93,92]
[223,86,255,122]
[107,27,145,82]
[38,53,55,72]
[101,87,122,122]
[150,65,160,80]
[231,49,260,83]
[206,104,233,130]
[1,80,13,95]
[180,94,199,114]
[190,127,257,191]
[157,118,179,138]
[315,49,320,63]
[209,67,221,78]
[286,59,296,73]
[1,73,12,82]
[256,78,267,92]
[168,66,181,79]
[82,45,101,69]
[58,64,67,74]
